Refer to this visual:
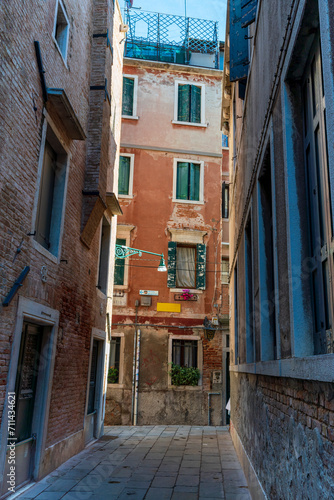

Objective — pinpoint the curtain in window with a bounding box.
[176,246,196,288]
[114,238,126,285]
[118,156,130,195]
[122,77,134,116]
[190,86,201,123]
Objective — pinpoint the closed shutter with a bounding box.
[196,243,206,290]
[122,77,134,116]
[190,163,200,201]
[241,0,258,28]
[167,241,177,288]
[230,0,249,82]
[118,156,130,195]
[190,85,201,123]
[176,162,189,200]
[114,238,126,285]
[178,84,190,121]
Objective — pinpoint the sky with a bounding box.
[119,0,227,41]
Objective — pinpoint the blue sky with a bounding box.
[119,0,227,41]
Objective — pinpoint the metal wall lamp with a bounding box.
[115,244,167,272]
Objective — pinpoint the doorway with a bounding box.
[85,337,105,444]
[2,323,43,495]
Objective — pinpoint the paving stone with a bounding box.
[35,493,64,500]
[117,487,147,500]
[199,481,225,498]
[151,475,176,488]
[144,487,173,500]
[45,479,79,492]
[176,475,199,486]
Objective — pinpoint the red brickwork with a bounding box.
[0,0,117,463]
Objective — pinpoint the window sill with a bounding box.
[114,285,128,290]
[32,239,59,264]
[172,120,207,128]
[172,199,204,205]
[107,383,124,389]
[170,288,203,294]
[122,115,139,120]
[168,385,202,391]
[230,354,334,382]
[118,194,133,199]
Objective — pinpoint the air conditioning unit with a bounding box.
[120,23,129,33]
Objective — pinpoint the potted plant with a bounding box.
[108,367,119,384]
[169,363,200,386]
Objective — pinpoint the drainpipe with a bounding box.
[131,300,139,425]
[133,328,141,426]
[208,392,220,426]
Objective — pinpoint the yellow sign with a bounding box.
[157,303,181,313]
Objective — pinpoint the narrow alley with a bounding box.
[16,426,250,500]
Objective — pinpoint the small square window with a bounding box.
[122,75,138,118]
[172,339,198,368]
[53,0,69,61]
[173,159,204,203]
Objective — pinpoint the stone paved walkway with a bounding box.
[17,426,251,500]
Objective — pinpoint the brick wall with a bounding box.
[231,373,334,499]
[0,0,121,468]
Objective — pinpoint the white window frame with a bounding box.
[122,74,139,120]
[172,158,204,204]
[108,333,125,387]
[168,334,203,389]
[114,224,134,290]
[31,113,70,264]
[172,80,207,127]
[118,153,135,198]
[53,0,70,65]
[222,257,229,285]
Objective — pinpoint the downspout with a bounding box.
[131,300,139,425]
[208,392,220,426]
[133,328,141,426]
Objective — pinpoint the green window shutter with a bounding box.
[122,77,134,116]
[196,243,206,290]
[178,84,190,122]
[114,238,126,285]
[167,241,177,288]
[189,163,200,201]
[176,162,190,200]
[118,156,130,195]
[190,86,201,123]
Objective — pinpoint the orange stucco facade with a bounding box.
[106,58,230,426]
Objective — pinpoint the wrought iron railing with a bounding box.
[124,9,219,69]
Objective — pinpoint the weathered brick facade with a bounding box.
[0,0,124,490]
[223,0,334,497]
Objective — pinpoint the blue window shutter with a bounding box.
[178,84,190,122]
[196,244,206,290]
[118,156,130,195]
[241,0,257,28]
[167,242,177,288]
[230,0,249,82]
